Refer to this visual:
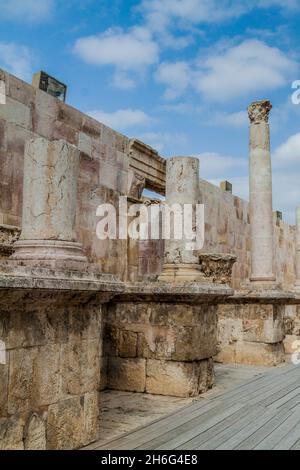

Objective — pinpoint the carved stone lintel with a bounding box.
[127,169,146,200]
[248,100,272,125]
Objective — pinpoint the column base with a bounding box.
[158,264,205,283]
[11,240,88,263]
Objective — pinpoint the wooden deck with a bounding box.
[93,363,300,450]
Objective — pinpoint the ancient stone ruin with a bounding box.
[0,68,299,450]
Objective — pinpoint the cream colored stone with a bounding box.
[146,359,214,398]
[248,100,275,283]
[107,357,146,392]
[46,397,85,450]
[12,137,87,262]
[159,156,203,282]
[235,341,284,366]
[24,414,46,450]
[0,417,24,450]
[283,335,300,355]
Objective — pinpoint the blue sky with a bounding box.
[0,0,300,222]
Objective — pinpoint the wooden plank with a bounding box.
[216,408,288,450]
[254,403,300,450]
[96,400,224,450]
[291,439,300,450]
[273,423,300,450]
[276,393,300,411]
[190,406,266,450]
[172,404,262,450]
[137,403,244,450]
[155,403,244,451]
[235,407,294,450]
[93,364,300,451]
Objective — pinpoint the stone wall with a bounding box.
[199,179,296,291]
[0,69,296,288]
[104,301,217,397]
[0,292,103,450]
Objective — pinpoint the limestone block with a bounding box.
[83,391,101,446]
[24,414,46,450]
[283,335,300,355]
[0,417,24,450]
[146,359,214,398]
[8,348,36,415]
[235,341,285,366]
[78,132,92,156]
[171,325,217,361]
[47,397,85,450]
[214,344,237,364]
[0,362,8,416]
[0,97,31,128]
[107,357,146,393]
[119,330,138,358]
[217,317,243,347]
[242,319,284,344]
[61,339,101,396]
[137,326,175,360]
[32,344,61,407]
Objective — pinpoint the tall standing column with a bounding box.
[159,156,203,282]
[248,100,275,284]
[295,207,300,290]
[12,137,87,262]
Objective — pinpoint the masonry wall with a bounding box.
[0,290,104,450]
[0,69,296,288]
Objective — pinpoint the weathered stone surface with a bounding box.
[47,397,85,450]
[146,359,214,397]
[248,100,275,283]
[32,344,61,406]
[235,341,285,366]
[107,357,146,393]
[61,339,101,396]
[242,319,284,344]
[0,363,8,417]
[24,414,46,450]
[0,417,24,450]
[83,392,101,446]
[0,224,20,258]
[283,335,300,355]
[198,253,236,285]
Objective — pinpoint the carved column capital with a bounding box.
[248,100,272,124]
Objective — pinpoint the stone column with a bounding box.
[159,156,203,282]
[295,207,300,290]
[12,137,87,263]
[248,100,275,284]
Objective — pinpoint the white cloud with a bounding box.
[155,61,191,99]
[137,132,188,153]
[87,108,152,131]
[141,0,248,32]
[74,26,159,71]
[0,0,54,22]
[274,132,300,167]
[194,39,297,102]
[0,42,33,81]
[208,110,248,127]
[195,151,247,180]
